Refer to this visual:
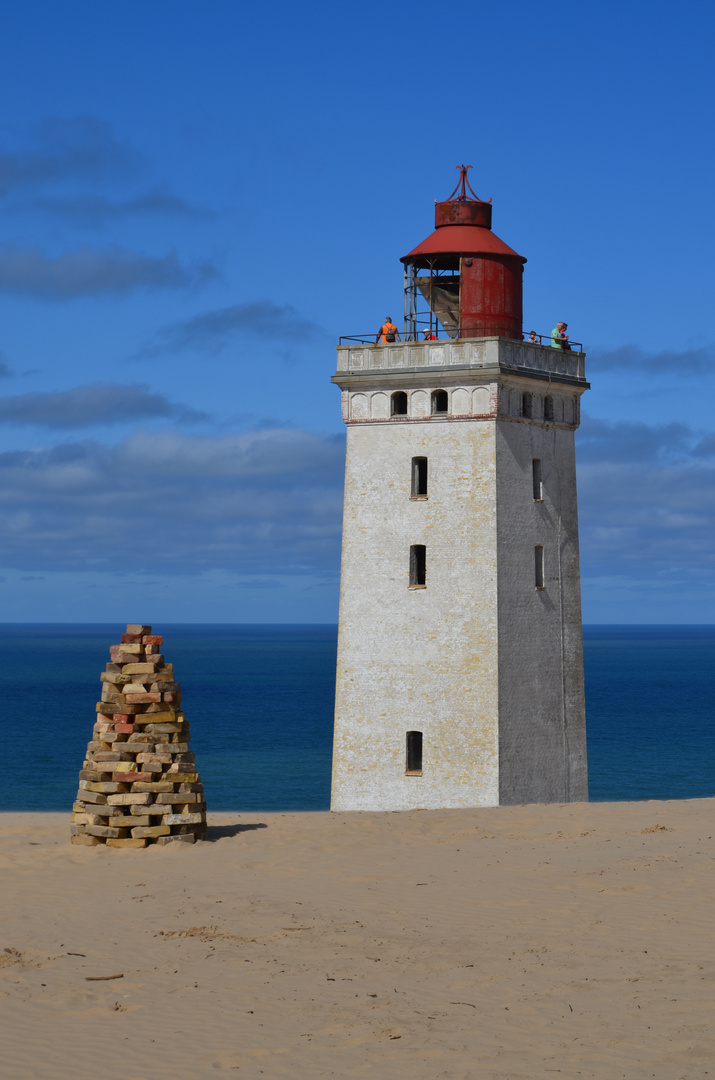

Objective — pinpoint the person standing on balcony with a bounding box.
[551,322,570,350]
[376,317,401,344]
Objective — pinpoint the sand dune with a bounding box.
[1,801,714,1079]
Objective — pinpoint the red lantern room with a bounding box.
[401,166,526,341]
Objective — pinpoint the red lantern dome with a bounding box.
[401,166,526,341]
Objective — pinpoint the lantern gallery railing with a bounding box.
[335,337,587,382]
[339,330,584,351]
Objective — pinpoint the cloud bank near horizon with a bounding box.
[0,427,345,575]
[0,418,712,612]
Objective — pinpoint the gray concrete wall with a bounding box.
[331,420,500,811]
[495,419,588,804]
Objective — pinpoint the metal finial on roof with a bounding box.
[445,164,492,205]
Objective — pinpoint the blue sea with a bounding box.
[0,624,713,811]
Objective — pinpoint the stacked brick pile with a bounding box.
[71,624,207,848]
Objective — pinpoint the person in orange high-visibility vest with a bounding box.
[376,317,401,344]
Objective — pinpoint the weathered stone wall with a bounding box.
[331,338,589,811]
[331,421,500,811]
[495,421,588,804]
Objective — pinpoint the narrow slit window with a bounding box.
[409,544,426,587]
[411,456,428,497]
[406,731,423,774]
[391,391,408,416]
[543,395,554,422]
[532,458,542,501]
[522,392,532,419]
[535,545,545,589]
[431,389,448,414]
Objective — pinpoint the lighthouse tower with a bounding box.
[330,168,589,811]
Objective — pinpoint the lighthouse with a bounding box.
[330,167,589,811]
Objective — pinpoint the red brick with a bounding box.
[111,772,153,783]
[112,713,131,723]
[142,635,163,646]
[114,724,134,733]
[121,633,143,643]
[125,693,161,703]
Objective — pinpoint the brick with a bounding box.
[163,692,181,703]
[156,833,195,845]
[79,769,103,782]
[105,837,148,849]
[96,702,144,714]
[112,761,141,772]
[101,686,126,703]
[126,624,151,634]
[109,648,144,663]
[92,751,131,762]
[132,710,178,724]
[118,815,152,827]
[150,666,173,679]
[131,781,174,793]
[85,823,130,839]
[112,772,153,784]
[80,780,129,794]
[145,803,171,815]
[71,813,91,824]
[155,791,200,804]
[122,662,161,676]
[131,824,170,839]
[75,789,108,805]
[114,724,134,734]
[176,822,207,836]
[116,641,144,654]
[100,672,131,685]
[177,782,204,794]
[165,812,204,825]
[121,633,143,643]
[125,693,162,703]
[107,792,152,805]
[166,773,198,784]
[163,743,190,754]
[71,834,102,846]
[142,635,163,645]
[80,804,124,818]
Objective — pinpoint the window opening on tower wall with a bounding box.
[535,545,545,589]
[391,391,408,416]
[431,389,448,414]
[544,395,554,422]
[532,459,543,501]
[406,731,423,775]
[522,392,532,419]
[409,544,426,588]
[411,457,428,498]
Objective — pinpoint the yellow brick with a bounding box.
[131,825,170,839]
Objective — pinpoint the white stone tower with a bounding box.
[330,169,589,810]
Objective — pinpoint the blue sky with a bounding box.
[0,0,713,623]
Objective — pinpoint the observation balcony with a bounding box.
[334,336,587,387]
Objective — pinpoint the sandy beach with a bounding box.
[1,800,714,1079]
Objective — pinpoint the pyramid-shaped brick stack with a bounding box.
[71,624,207,848]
